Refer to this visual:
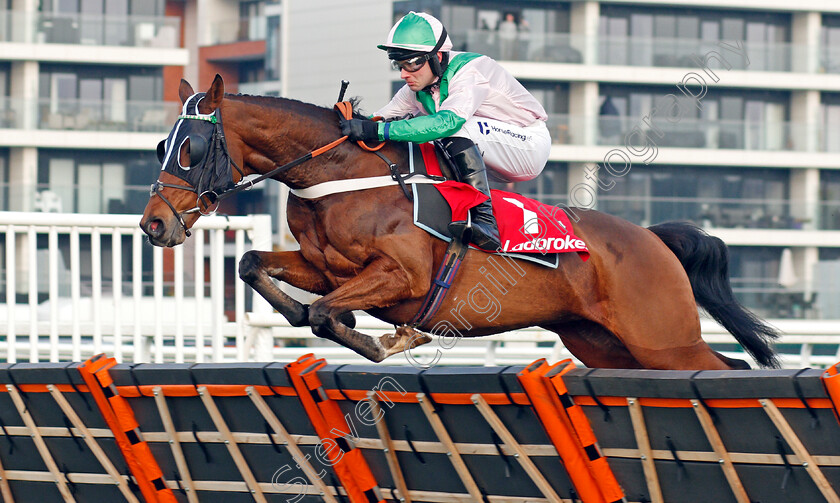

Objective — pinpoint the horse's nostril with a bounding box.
[145,218,165,238]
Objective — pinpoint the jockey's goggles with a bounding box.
[391,54,430,72]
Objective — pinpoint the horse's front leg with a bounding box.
[239,250,336,327]
[308,257,432,362]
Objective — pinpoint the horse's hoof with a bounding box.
[400,326,432,348]
[380,326,432,357]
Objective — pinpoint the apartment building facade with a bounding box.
[0,0,188,215]
[3,0,839,321]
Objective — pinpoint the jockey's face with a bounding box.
[400,53,440,91]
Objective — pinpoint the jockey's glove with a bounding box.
[340,117,379,142]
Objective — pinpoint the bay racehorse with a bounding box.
[140,75,779,370]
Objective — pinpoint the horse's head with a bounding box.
[141,75,240,247]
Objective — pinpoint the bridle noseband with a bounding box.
[149,180,201,237]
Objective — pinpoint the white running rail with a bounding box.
[246,313,840,369]
[2,210,839,369]
[0,211,272,364]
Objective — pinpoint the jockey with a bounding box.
[340,11,551,251]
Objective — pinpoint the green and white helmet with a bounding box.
[377,12,452,58]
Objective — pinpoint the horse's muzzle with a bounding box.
[140,216,185,247]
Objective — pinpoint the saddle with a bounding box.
[409,142,589,268]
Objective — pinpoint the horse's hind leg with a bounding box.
[715,351,751,370]
[308,258,432,362]
[545,321,743,370]
[612,314,735,370]
[623,340,738,370]
[239,250,340,327]
[544,321,646,369]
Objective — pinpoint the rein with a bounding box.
[213,102,388,199]
[152,100,389,237]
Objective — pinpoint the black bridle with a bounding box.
[150,95,359,238]
[151,92,245,237]
[150,119,245,237]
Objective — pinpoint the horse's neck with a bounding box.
[236,99,402,188]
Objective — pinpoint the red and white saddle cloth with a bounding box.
[412,143,589,268]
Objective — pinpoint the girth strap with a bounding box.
[410,222,471,327]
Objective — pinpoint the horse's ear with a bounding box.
[178,79,194,104]
[200,74,225,113]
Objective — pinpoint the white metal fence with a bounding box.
[2,211,840,369]
[0,211,272,364]
[246,313,840,369]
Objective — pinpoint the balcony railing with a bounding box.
[0,184,161,215]
[207,16,267,46]
[731,282,823,320]
[0,98,178,132]
[463,29,586,63]
[0,10,180,48]
[37,98,179,133]
[0,97,21,129]
[597,195,801,230]
[547,114,816,151]
[821,200,840,230]
[460,30,819,73]
[598,36,801,72]
[821,46,840,74]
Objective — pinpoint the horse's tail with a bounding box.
[648,221,780,368]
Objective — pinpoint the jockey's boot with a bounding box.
[442,137,501,251]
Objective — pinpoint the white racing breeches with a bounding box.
[452,116,551,182]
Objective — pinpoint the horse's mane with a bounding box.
[226,93,370,120]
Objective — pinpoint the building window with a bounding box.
[0,64,12,128]
[599,85,791,150]
[523,81,570,143]
[38,64,162,131]
[42,0,163,15]
[822,16,840,74]
[727,246,781,318]
[822,93,840,153]
[42,158,125,214]
[130,0,163,16]
[240,60,266,84]
[393,1,442,23]
[265,9,281,81]
[0,3,11,42]
[598,165,790,229]
[0,149,7,211]
[821,171,840,230]
[401,1,574,62]
[39,0,168,46]
[815,248,840,319]
[819,248,840,261]
[599,6,790,70]
[522,82,569,114]
[38,150,158,214]
[239,1,267,41]
[506,162,568,206]
[392,1,573,62]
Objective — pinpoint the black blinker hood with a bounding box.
[157,92,235,198]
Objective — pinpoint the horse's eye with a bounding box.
[156,140,166,164]
[179,136,208,168]
[189,136,208,166]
